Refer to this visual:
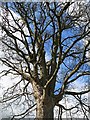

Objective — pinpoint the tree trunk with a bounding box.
[32,81,55,119]
[36,96,54,119]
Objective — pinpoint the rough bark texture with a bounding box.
[36,97,54,119]
[32,81,55,119]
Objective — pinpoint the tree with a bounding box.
[0,1,90,119]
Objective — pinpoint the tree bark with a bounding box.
[32,81,55,119]
[36,96,54,119]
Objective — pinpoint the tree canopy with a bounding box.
[0,1,90,119]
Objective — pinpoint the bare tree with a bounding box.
[0,1,90,119]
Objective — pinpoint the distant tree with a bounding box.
[0,1,90,119]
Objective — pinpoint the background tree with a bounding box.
[0,1,90,119]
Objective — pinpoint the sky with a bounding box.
[0,1,90,119]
